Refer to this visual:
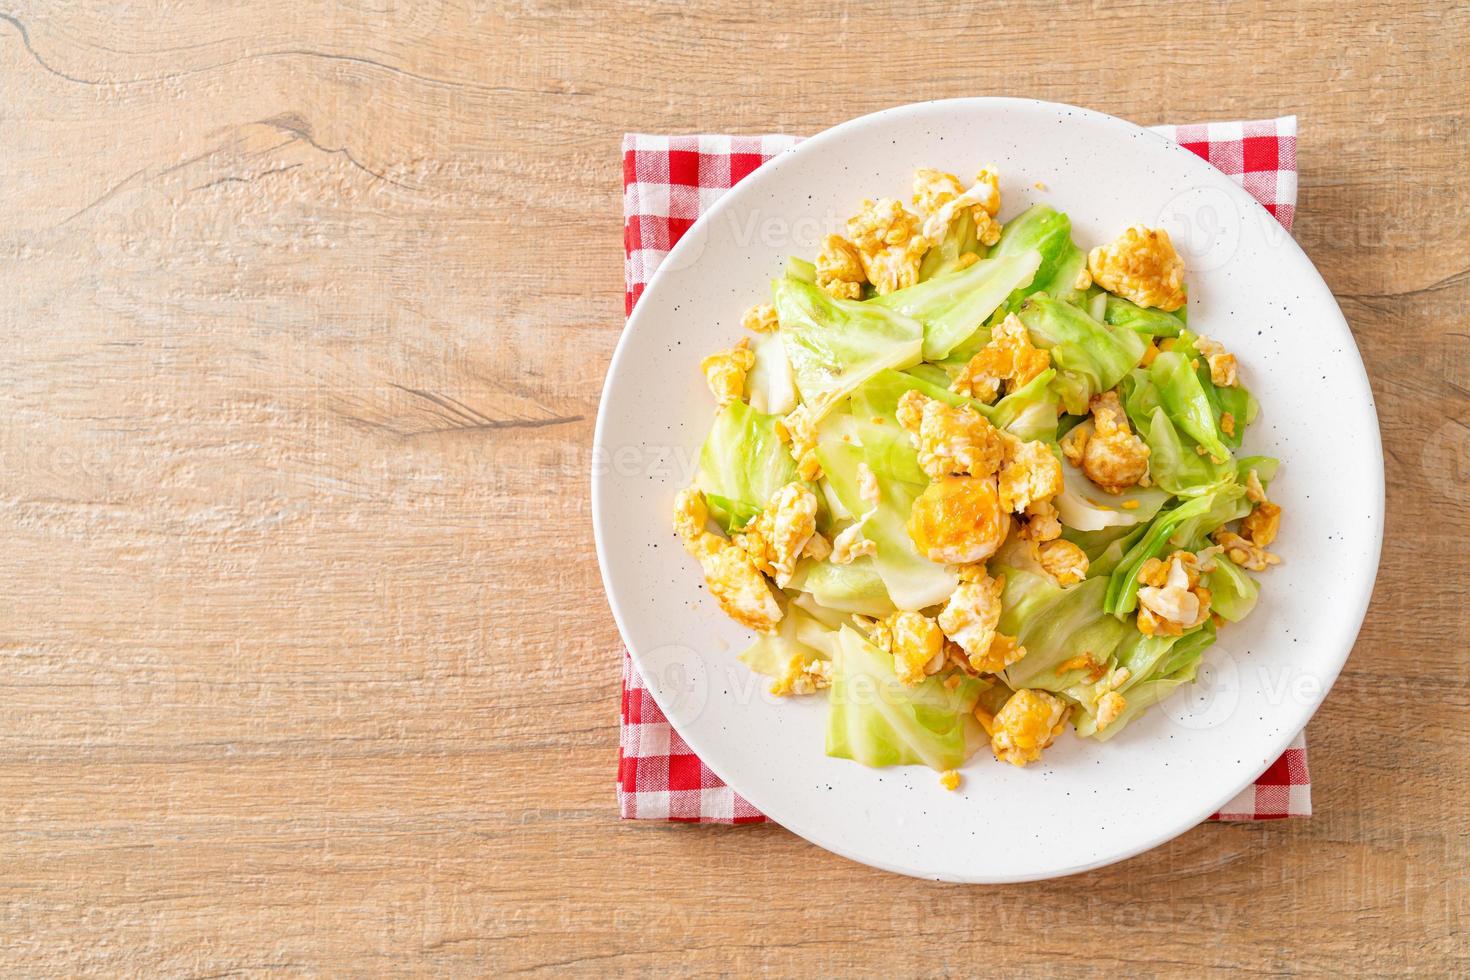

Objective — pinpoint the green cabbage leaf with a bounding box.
[695,400,797,531]
[773,276,924,417]
[1018,295,1148,415]
[826,627,989,770]
[875,250,1042,360]
[816,418,957,610]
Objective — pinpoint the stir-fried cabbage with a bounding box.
[816,417,958,610]
[826,627,989,770]
[917,205,982,280]
[676,187,1282,779]
[996,572,1131,691]
[1104,486,1249,616]
[1018,295,1149,415]
[986,204,1090,313]
[739,602,838,679]
[695,400,798,531]
[785,554,897,618]
[1103,295,1185,338]
[1072,624,1216,739]
[745,331,798,416]
[1149,350,1232,461]
[875,250,1042,360]
[773,276,924,418]
[1206,554,1260,622]
[1055,442,1171,531]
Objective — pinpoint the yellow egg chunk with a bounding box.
[907,475,1006,565]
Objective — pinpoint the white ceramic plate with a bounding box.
[593,99,1383,882]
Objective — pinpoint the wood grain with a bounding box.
[0,0,1465,974]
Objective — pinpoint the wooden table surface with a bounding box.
[3,1,1466,974]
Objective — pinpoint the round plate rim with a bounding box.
[592,97,1384,882]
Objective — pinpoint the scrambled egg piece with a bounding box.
[868,611,946,686]
[912,168,966,217]
[1212,485,1281,570]
[937,569,1023,673]
[1212,530,1281,571]
[1038,539,1089,586]
[1020,498,1063,542]
[997,434,1064,515]
[1095,690,1127,733]
[1241,500,1282,548]
[969,631,1026,675]
[815,233,866,300]
[951,314,1051,403]
[673,487,783,633]
[939,769,961,791]
[845,198,930,294]
[742,302,779,334]
[1059,423,1087,467]
[969,169,1003,245]
[1087,226,1187,312]
[908,475,1007,565]
[1080,391,1151,493]
[912,168,1003,247]
[770,655,832,697]
[830,522,877,564]
[1136,552,1213,637]
[987,689,1068,767]
[672,485,710,542]
[1193,334,1238,387]
[735,482,820,588]
[780,404,822,481]
[700,338,755,409]
[1057,653,1108,682]
[896,390,1005,479]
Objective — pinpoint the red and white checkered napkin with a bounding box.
[618,116,1310,824]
